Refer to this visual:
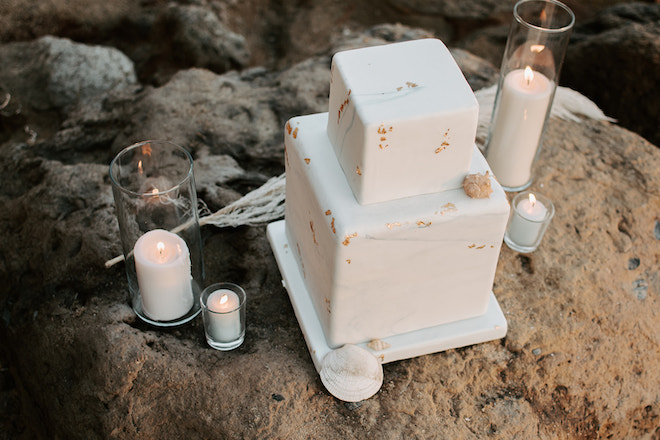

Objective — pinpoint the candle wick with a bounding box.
[156,241,166,260]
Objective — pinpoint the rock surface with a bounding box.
[563,2,660,147]
[0,2,659,439]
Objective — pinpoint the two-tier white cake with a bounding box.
[269,39,510,365]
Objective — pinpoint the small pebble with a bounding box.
[271,393,285,402]
[628,258,640,270]
[633,278,648,300]
[655,220,660,240]
[532,348,542,356]
[344,401,363,410]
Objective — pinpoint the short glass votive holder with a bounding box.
[201,283,246,351]
[504,191,555,253]
[485,0,575,191]
[110,140,204,327]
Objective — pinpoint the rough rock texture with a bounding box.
[0,36,136,111]
[1,2,659,439]
[148,4,251,84]
[563,3,660,147]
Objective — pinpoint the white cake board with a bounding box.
[267,220,508,372]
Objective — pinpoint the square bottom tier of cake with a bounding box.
[284,112,510,347]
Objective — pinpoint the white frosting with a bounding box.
[327,39,479,205]
[285,113,510,347]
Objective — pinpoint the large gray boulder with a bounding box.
[0,36,136,112]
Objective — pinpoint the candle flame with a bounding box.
[524,66,534,86]
[157,241,165,256]
[530,44,545,53]
[529,193,537,206]
[137,160,143,174]
[220,294,228,305]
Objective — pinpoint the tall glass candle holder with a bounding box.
[110,140,204,327]
[485,0,574,191]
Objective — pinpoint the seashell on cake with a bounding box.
[367,338,391,351]
[319,344,383,402]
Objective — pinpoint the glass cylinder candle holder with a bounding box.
[201,283,246,351]
[110,140,204,327]
[485,0,575,191]
[505,191,555,253]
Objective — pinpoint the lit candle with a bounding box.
[206,289,242,342]
[134,229,193,321]
[507,193,549,247]
[486,66,553,189]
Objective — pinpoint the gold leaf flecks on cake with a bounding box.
[377,124,393,150]
[310,221,318,245]
[468,243,487,249]
[324,297,331,314]
[343,232,357,246]
[346,259,351,264]
[331,218,336,234]
[292,127,298,139]
[325,210,332,216]
[396,86,403,91]
[440,203,457,215]
[416,220,431,227]
[356,166,362,176]
[304,158,311,164]
[435,140,450,154]
[406,81,418,88]
[286,121,292,135]
[377,124,393,135]
[463,172,493,199]
[337,89,352,124]
[385,222,401,230]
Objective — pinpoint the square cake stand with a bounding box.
[267,220,508,372]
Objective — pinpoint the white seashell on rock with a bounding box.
[320,344,383,402]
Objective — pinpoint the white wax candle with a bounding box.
[507,193,548,246]
[134,229,193,321]
[206,289,242,342]
[486,67,553,188]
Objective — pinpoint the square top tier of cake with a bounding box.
[327,38,479,205]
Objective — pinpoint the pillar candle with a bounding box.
[486,67,553,189]
[206,289,242,342]
[134,229,193,321]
